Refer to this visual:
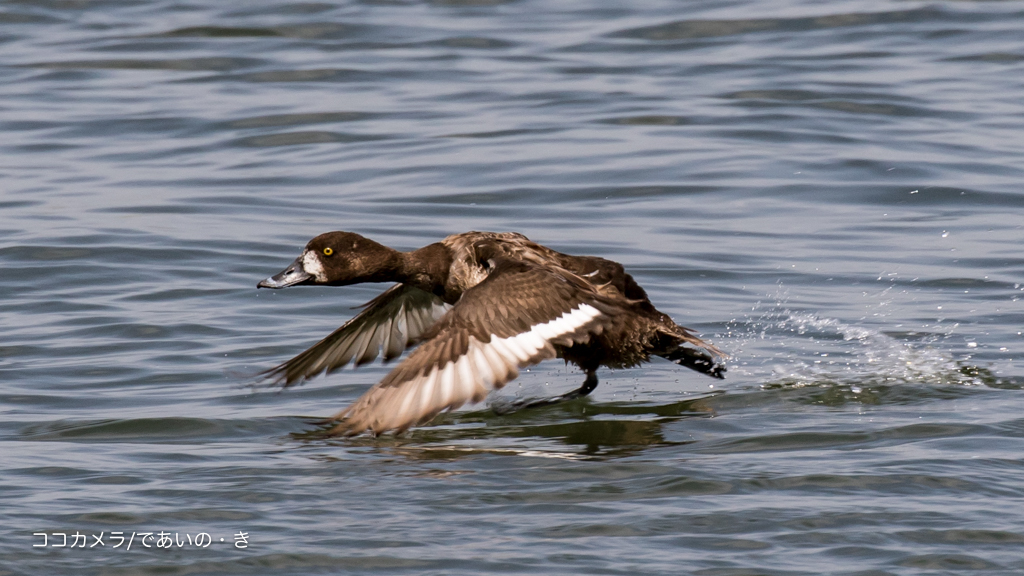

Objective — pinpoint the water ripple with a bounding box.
[3,0,1024,573]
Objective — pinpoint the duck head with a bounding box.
[257,231,399,289]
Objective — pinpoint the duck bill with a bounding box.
[257,256,313,289]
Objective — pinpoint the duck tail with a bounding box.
[655,329,726,379]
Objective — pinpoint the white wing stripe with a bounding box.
[487,337,519,365]
[394,376,419,426]
[415,366,439,418]
[341,303,605,433]
[468,344,496,388]
[478,342,508,381]
[455,354,477,400]
[495,337,530,363]
[487,303,600,361]
[437,362,457,408]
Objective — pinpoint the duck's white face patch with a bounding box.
[302,250,328,282]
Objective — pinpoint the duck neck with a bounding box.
[343,245,405,285]
[396,243,453,298]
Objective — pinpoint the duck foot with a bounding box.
[491,369,598,415]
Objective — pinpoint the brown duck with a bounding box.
[258,231,725,436]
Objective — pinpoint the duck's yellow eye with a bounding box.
[323,247,333,256]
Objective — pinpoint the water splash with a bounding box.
[722,290,986,390]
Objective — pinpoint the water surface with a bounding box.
[2,0,1024,574]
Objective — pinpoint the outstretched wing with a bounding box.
[261,283,451,388]
[328,260,617,436]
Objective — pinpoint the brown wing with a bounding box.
[260,284,451,388]
[329,260,618,436]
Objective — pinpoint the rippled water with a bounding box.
[3,0,1024,573]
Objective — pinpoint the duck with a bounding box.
[257,231,725,436]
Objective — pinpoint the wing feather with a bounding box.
[385,312,407,360]
[329,261,619,436]
[260,283,451,387]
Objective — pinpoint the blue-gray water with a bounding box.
[3,0,1024,574]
